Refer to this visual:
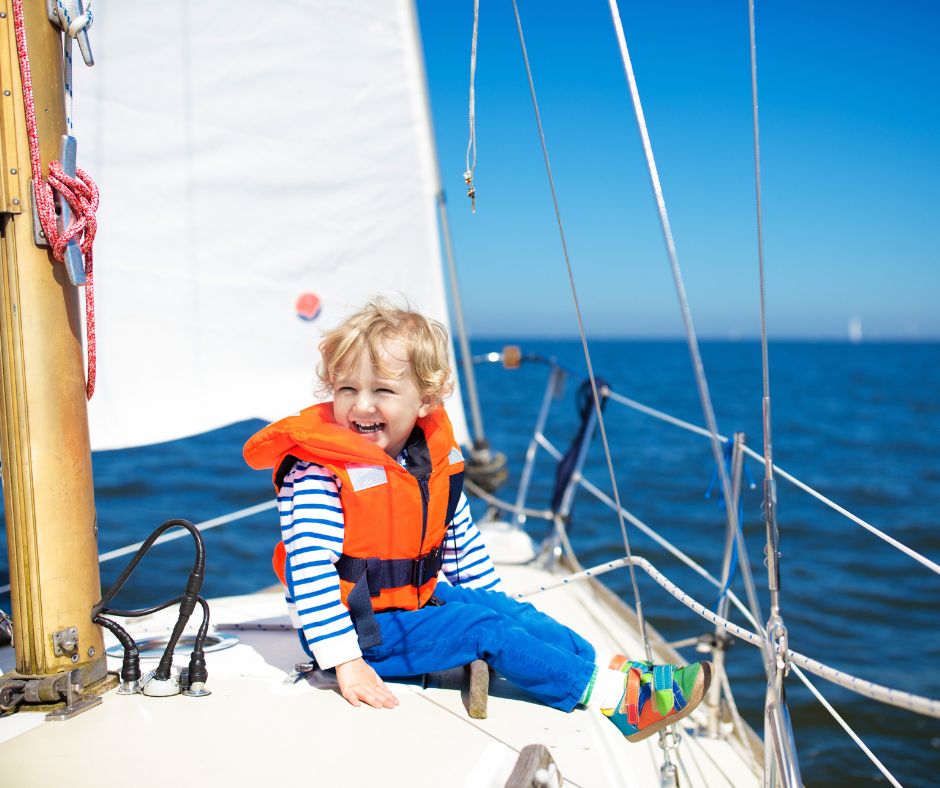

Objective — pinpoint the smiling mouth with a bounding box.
[353,421,385,434]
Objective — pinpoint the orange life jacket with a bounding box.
[243,402,465,648]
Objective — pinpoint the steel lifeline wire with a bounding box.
[12,0,99,398]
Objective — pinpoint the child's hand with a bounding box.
[335,657,399,709]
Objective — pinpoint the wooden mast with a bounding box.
[0,1,105,692]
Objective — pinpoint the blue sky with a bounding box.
[416,1,939,339]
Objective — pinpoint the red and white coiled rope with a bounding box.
[12,0,98,399]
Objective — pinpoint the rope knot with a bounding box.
[49,1,94,40]
[45,160,99,262]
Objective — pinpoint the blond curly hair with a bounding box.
[317,297,453,405]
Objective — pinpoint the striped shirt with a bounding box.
[279,459,502,669]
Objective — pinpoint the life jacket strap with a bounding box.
[335,546,444,596]
[336,546,444,650]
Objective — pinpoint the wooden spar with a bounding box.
[0,1,105,685]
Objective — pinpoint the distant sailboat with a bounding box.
[848,316,864,343]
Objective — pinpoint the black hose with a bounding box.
[94,614,141,686]
[100,595,185,619]
[93,519,208,686]
[186,597,211,687]
[93,519,205,617]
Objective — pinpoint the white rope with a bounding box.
[48,0,94,131]
[514,555,940,719]
[510,480,918,784]
[463,0,479,212]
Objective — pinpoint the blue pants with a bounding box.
[361,583,596,712]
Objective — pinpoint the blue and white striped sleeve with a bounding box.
[440,491,502,591]
[280,461,361,669]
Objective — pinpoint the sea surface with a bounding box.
[2,340,938,786]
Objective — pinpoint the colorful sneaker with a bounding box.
[601,659,712,742]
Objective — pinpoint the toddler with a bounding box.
[243,299,710,741]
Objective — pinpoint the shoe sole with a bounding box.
[624,661,712,743]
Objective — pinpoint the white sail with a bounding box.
[78,0,468,450]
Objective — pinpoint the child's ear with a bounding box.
[417,396,435,418]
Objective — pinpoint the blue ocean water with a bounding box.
[2,340,938,785]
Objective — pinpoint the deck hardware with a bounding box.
[141,668,181,697]
[285,662,316,685]
[55,135,86,284]
[659,762,678,788]
[180,667,211,698]
[46,0,94,66]
[657,730,681,752]
[28,138,87,284]
[657,729,681,787]
[117,676,141,695]
[0,608,12,643]
[52,626,79,658]
[45,668,102,721]
[504,744,561,788]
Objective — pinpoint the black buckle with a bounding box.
[412,558,426,587]
[411,547,439,587]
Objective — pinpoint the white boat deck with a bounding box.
[1,531,761,787]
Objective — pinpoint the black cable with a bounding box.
[93,519,205,617]
[186,596,210,688]
[94,614,141,686]
[93,519,208,686]
[100,595,185,619]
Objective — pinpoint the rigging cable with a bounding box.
[507,0,654,665]
[745,2,801,784]
[602,0,770,669]
[604,388,940,576]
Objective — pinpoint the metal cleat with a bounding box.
[56,135,86,285]
[47,0,95,66]
[73,0,94,66]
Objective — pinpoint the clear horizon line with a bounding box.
[469,334,940,343]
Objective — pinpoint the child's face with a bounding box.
[331,337,432,459]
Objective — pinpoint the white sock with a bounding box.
[582,667,626,709]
